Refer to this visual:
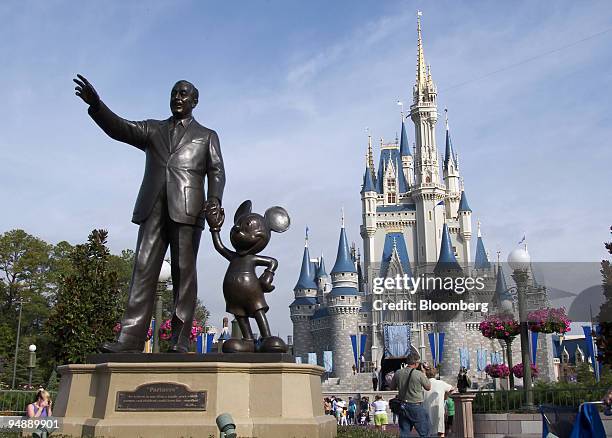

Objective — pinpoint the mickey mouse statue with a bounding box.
[205,200,290,353]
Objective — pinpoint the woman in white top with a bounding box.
[370,395,389,431]
[423,366,455,437]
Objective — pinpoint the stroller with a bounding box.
[540,401,606,438]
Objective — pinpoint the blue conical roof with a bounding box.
[361,166,375,193]
[474,235,490,269]
[400,120,411,157]
[444,128,457,170]
[495,266,512,302]
[294,245,318,291]
[380,232,413,277]
[316,255,328,278]
[435,224,461,272]
[458,191,472,212]
[331,227,357,274]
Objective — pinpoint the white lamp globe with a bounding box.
[28,344,37,352]
[158,260,172,282]
[507,246,531,271]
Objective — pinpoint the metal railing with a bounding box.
[473,386,607,414]
[0,390,57,416]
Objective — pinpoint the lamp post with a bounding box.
[11,297,24,389]
[154,260,172,353]
[27,344,36,387]
[508,244,534,410]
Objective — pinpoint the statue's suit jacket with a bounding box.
[89,102,225,227]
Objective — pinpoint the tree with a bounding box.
[597,226,612,365]
[46,230,122,365]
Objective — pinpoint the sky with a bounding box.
[1,1,611,337]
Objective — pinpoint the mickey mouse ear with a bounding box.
[234,200,252,224]
[264,206,290,233]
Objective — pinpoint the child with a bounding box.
[446,396,455,434]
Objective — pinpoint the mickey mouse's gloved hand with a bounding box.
[259,269,275,292]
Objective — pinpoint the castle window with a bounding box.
[387,193,396,203]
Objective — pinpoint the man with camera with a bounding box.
[390,355,431,438]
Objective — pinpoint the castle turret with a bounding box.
[435,224,461,273]
[328,219,360,378]
[315,254,331,300]
[290,231,318,359]
[400,119,414,187]
[411,13,446,264]
[474,221,491,270]
[361,148,378,269]
[443,109,461,219]
[457,188,472,264]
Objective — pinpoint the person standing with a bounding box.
[371,367,379,391]
[348,397,357,424]
[423,366,455,437]
[360,353,366,372]
[445,396,455,434]
[371,395,389,432]
[390,356,431,438]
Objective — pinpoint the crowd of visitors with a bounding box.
[324,355,459,437]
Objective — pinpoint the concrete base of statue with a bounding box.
[54,353,336,438]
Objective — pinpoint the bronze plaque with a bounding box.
[115,382,207,411]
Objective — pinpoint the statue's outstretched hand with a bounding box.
[205,199,224,231]
[73,74,100,110]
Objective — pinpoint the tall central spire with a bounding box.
[416,11,427,91]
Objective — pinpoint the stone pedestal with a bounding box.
[451,392,477,438]
[54,354,336,438]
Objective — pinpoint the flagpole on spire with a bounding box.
[341,207,345,228]
[444,107,449,131]
[305,226,309,247]
[477,219,481,238]
[397,99,404,120]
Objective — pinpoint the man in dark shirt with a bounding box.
[390,355,431,438]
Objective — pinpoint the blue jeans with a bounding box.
[399,402,430,437]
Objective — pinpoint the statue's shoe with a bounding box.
[257,336,287,353]
[100,340,143,353]
[167,343,189,353]
[222,338,255,353]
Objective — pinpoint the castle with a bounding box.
[289,14,554,384]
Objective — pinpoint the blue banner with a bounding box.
[477,349,487,371]
[428,333,436,365]
[383,325,411,358]
[295,356,302,364]
[490,351,502,365]
[323,351,333,373]
[308,352,317,365]
[531,331,538,365]
[360,334,367,359]
[459,347,470,370]
[582,326,598,382]
[151,318,155,349]
[438,333,445,364]
[196,333,204,353]
[350,335,358,367]
[206,333,215,353]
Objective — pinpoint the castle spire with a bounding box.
[400,119,411,157]
[474,220,491,269]
[416,11,427,92]
[366,132,375,178]
[444,108,457,170]
[294,233,318,291]
[435,224,461,272]
[331,218,357,274]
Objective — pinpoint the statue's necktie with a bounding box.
[171,122,184,151]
